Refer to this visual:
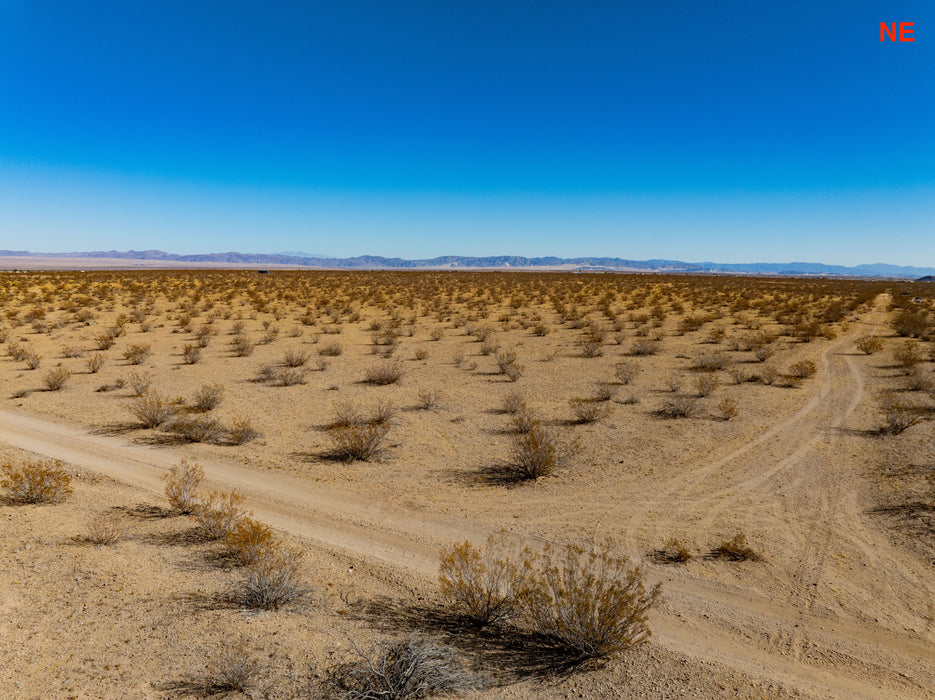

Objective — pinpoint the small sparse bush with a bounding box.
[855,336,883,355]
[230,334,255,357]
[85,354,105,373]
[225,517,274,565]
[752,343,777,362]
[658,395,698,418]
[593,381,616,402]
[501,390,526,414]
[727,366,747,384]
[181,344,202,365]
[878,398,923,434]
[42,366,71,391]
[127,370,153,396]
[523,542,661,659]
[23,351,41,370]
[283,349,308,367]
[195,490,248,540]
[787,359,817,379]
[715,397,739,420]
[657,538,691,563]
[1,458,72,504]
[228,415,260,445]
[693,352,729,372]
[61,345,83,358]
[318,341,343,357]
[893,340,922,371]
[905,368,933,392]
[276,366,308,386]
[190,382,224,411]
[329,636,475,700]
[169,416,225,443]
[202,641,267,696]
[122,343,151,365]
[569,398,610,424]
[629,340,657,356]
[439,537,528,627]
[415,388,441,410]
[510,424,576,480]
[328,423,391,461]
[692,373,718,397]
[365,361,404,385]
[614,360,640,385]
[86,511,128,545]
[163,458,204,514]
[130,391,176,428]
[759,365,779,386]
[413,348,429,361]
[240,545,305,610]
[711,533,760,562]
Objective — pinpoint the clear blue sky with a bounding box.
[1,1,932,265]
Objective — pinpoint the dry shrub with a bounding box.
[415,388,441,410]
[318,341,343,357]
[658,395,698,418]
[240,545,305,610]
[328,422,391,461]
[365,361,404,385]
[905,369,933,392]
[169,416,225,443]
[122,343,151,365]
[592,382,616,402]
[225,517,274,565]
[61,345,83,358]
[282,349,308,367]
[759,365,779,386]
[629,339,657,356]
[495,350,524,381]
[501,390,526,414]
[328,636,476,700]
[787,359,817,379]
[693,352,729,372]
[23,351,41,369]
[86,511,128,545]
[510,424,576,480]
[130,391,176,428]
[195,490,249,540]
[715,397,739,421]
[439,536,529,627]
[893,340,922,371]
[855,336,883,355]
[509,405,540,434]
[1,458,72,504]
[727,366,747,384]
[579,340,602,358]
[413,348,429,361]
[614,360,640,385]
[190,382,224,411]
[523,542,661,659]
[275,366,308,386]
[181,343,202,365]
[202,641,267,696]
[163,458,204,514]
[752,343,777,362]
[95,331,116,350]
[692,373,718,397]
[228,415,260,445]
[878,398,923,434]
[569,398,610,424]
[656,538,691,563]
[710,533,760,562]
[42,366,71,391]
[127,370,153,396]
[85,354,105,373]
[230,334,255,357]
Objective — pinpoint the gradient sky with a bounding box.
[1,1,932,265]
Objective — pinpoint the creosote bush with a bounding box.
[85,354,105,373]
[510,424,577,480]
[225,517,274,566]
[163,458,205,514]
[195,490,249,540]
[122,343,151,365]
[569,398,610,424]
[657,538,692,563]
[130,390,176,428]
[42,366,71,391]
[364,360,404,385]
[855,335,883,355]
[1,458,72,504]
[228,415,260,445]
[190,382,224,411]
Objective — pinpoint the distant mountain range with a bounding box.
[1,249,934,278]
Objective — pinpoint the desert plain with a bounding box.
[0,268,933,699]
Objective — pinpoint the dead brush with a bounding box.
[181,343,202,364]
[85,511,128,545]
[500,390,526,414]
[614,360,641,385]
[225,517,274,565]
[195,490,249,541]
[855,335,883,355]
[42,366,71,391]
[201,641,268,696]
[364,360,404,385]
[692,373,718,397]
[658,394,698,418]
[710,533,760,562]
[522,541,662,659]
[168,416,225,443]
[655,538,692,563]
[328,422,391,461]
[878,398,923,435]
[510,424,577,480]
[239,545,306,610]
[227,415,260,445]
[190,382,223,411]
[569,397,610,424]
[1,458,72,504]
[129,390,176,428]
[163,458,204,514]
[122,343,151,365]
[415,387,441,410]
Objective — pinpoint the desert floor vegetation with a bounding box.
[0,270,933,697]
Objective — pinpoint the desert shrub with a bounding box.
[904,368,933,392]
[413,348,429,361]
[892,308,928,338]
[95,330,117,350]
[752,343,777,362]
[328,636,475,700]
[693,352,729,372]
[127,370,153,396]
[61,345,83,358]
[195,490,248,540]
[439,538,528,627]
[658,395,698,418]
[276,366,308,386]
[230,334,255,357]
[710,533,760,561]
[240,545,305,610]
[85,354,105,373]
[509,405,540,434]
[787,359,817,379]
[85,511,128,545]
[878,398,923,434]
[569,398,610,424]
[201,642,267,696]
[893,340,922,371]
[579,340,602,358]
[501,390,526,414]
[592,381,616,402]
[855,336,883,355]
[23,351,41,369]
[614,360,640,385]
[163,458,204,514]
[715,397,738,420]
[430,328,444,341]
[228,415,260,445]
[656,538,691,563]
[629,339,657,356]
[190,382,224,411]
[225,517,274,565]
[759,365,779,386]
[195,325,216,348]
[727,367,747,384]
[510,424,576,480]
[522,542,661,659]
[365,361,404,385]
[181,344,202,365]
[318,341,343,357]
[122,343,151,365]
[42,366,71,391]
[531,322,550,336]
[415,388,441,410]
[328,422,391,461]
[692,373,718,397]
[1,458,72,504]
[169,416,225,443]
[130,391,176,428]
[282,349,308,367]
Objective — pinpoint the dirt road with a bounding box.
[1,299,933,698]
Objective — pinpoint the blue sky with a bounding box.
[1,1,932,264]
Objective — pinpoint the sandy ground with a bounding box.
[0,271,933,698]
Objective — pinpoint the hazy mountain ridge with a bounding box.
[1,250,933,278]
